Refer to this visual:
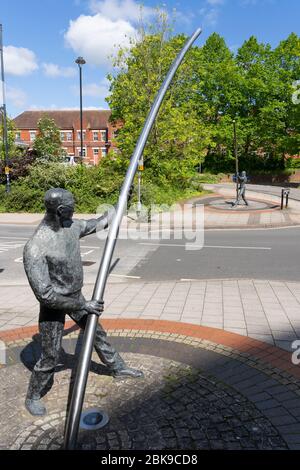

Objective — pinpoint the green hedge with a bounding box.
[0,162,219,213]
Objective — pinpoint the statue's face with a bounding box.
[57,197,75,222]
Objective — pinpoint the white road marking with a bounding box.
[138,242,271,250]
[0,236,28,240]
[80,245,100,249]
[204,244,271,250]
[81,250,94,257]
[0,242,25,254]
[109,274,141,279]
[14,257,23,263]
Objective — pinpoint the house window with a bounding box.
[100,130,107,142]
[77,130,86,141]
[15,132,21,140]
[76,147,86,157]
[66,131,72,141]
[93,131,99,141]
[29,131,36,142]
[101,147,107,158]
[60,132,65,141]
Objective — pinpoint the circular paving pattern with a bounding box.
[206,198,279,212]
[0,331,293,451]
[193,195,280,212]
[6,354,287,450]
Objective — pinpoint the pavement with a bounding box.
[1,183,300,450]
[2,277,300,351]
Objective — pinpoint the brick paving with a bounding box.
[3,323,300,450]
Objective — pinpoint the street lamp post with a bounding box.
[75,56,86,164]
[233,119,238,201]
[0,24,10,193]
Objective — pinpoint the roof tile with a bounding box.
[13,110,112,129]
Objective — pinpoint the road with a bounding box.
[1,223,300,283]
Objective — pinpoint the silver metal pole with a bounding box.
[0,24,10,193]
[64,27,202,450]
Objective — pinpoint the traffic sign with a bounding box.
[138,156,144,171]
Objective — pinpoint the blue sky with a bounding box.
[1,0,299,118]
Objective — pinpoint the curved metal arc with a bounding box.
[94,27,202,300]
[64,27,202,450]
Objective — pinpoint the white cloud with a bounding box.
[89,0,154,22]
[206,0,224,5]
[199,3,223,27]
[71,79,109,99]
[83,81,109,98]
[3,46,38,76]
[6,86,27,108]
[42,63,76,78]
[64,14,135,66]
[197,0,225,27]
[204,8,219,26]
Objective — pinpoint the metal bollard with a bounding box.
[281,188,290,210]
[285,189,290,208]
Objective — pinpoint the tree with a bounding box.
[0,115,28,183]
[0,114,23,161]
[201,32,300,173]
[33,116,66,162]
[106,11,212,190]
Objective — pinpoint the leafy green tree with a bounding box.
[0,115,28,183]
[201,32,300,173]
[106,12,212,191]
[33,116,66,162]
[0,115,23,161]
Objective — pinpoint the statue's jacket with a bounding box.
[23,216,108,313]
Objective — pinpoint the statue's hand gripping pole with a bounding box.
[64,27,202,450]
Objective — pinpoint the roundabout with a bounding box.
[196,195,280,212]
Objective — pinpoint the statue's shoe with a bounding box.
[25,398,47,416]
[112,367,144,379]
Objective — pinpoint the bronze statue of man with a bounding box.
[233,170,248,206]
[23,188,143,416]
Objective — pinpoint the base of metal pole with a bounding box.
[80,408,109,431]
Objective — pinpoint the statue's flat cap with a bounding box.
[44,188,74,212]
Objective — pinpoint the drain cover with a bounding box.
[80,408,109,430]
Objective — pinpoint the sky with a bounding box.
[0,0,299,118]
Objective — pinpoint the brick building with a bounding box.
[13,110,119,165]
